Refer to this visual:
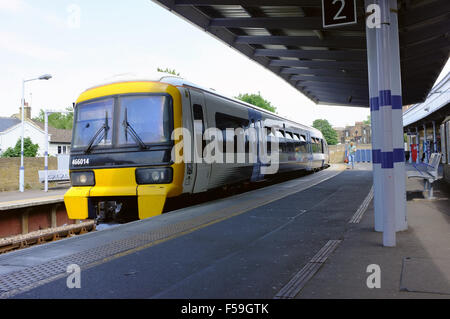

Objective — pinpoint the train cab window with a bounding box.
[72,97,114,149]
[118,95,172,147]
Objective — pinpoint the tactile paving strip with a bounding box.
[274,240,342,299]
[349,186,374,224]
[0,169,343,298]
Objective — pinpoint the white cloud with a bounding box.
[0,31,68,60]
[0,0,29,13]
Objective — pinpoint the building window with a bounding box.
[58,146,62,154]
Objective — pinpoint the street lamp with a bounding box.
[20,74,52,192]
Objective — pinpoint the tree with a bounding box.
[313,119,338,145]
[2,137,39,158]
[157,67,180,76]
[33,107,74,130]
[236,92,277,113]
[363,115,371,125]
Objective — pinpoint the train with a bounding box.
[64,75,329,222]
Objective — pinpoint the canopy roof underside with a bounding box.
[152,0,449,107]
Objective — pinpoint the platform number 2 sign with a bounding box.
[322,0,357,28]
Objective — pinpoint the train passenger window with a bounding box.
[293,133,300,141]
[300,135,306,142]
[285,132,293,140]
[215,113,249,153]
[275,130,285,138]
[311,138,316,153]
[266,127,275,137]
[215,112,249,131]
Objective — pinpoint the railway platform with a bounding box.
[0,163,448,299]
[0,187,73,239]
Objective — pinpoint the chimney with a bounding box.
[19,102,31,120]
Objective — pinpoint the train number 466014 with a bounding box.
[72,158,90,166]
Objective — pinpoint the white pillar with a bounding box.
[376,0,396,247]
[365,0,382,232]
[389,0,407,231]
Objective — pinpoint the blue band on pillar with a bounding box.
[381,151,394,169]
[379,90,392,107]
[391,95,402,110]
[372,149,381,164]
[370,97,379,112]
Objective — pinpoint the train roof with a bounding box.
[83,73,322,137]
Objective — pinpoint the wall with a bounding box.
[0,157,58,191]
[329,144,372,163]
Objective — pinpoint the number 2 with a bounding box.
[333,0,347,20]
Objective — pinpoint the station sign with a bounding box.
[322,0,357,28]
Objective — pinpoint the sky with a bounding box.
[0,0,449,128]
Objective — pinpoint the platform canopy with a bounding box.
[152,0,449,107]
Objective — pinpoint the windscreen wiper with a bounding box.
[123,107,148,150]
[84,112,110,154]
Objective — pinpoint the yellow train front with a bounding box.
[64,75,330,223]
[64,78,184,222]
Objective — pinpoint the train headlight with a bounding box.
[136,167,173,185]
[71,171,95,186]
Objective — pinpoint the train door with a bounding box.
[190,90,211,193]
[248,109,263,181]
[306,131,313,170]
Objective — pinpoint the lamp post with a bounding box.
[20,74,52,192]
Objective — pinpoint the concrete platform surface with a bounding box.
[0,163,448,299]
[297,172,450,299]
[0,188,68,211]
[1,165,347,298]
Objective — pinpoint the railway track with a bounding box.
[0,221,96,255]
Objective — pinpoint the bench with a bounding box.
[407,153,442,199]
[38,170,70,184]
